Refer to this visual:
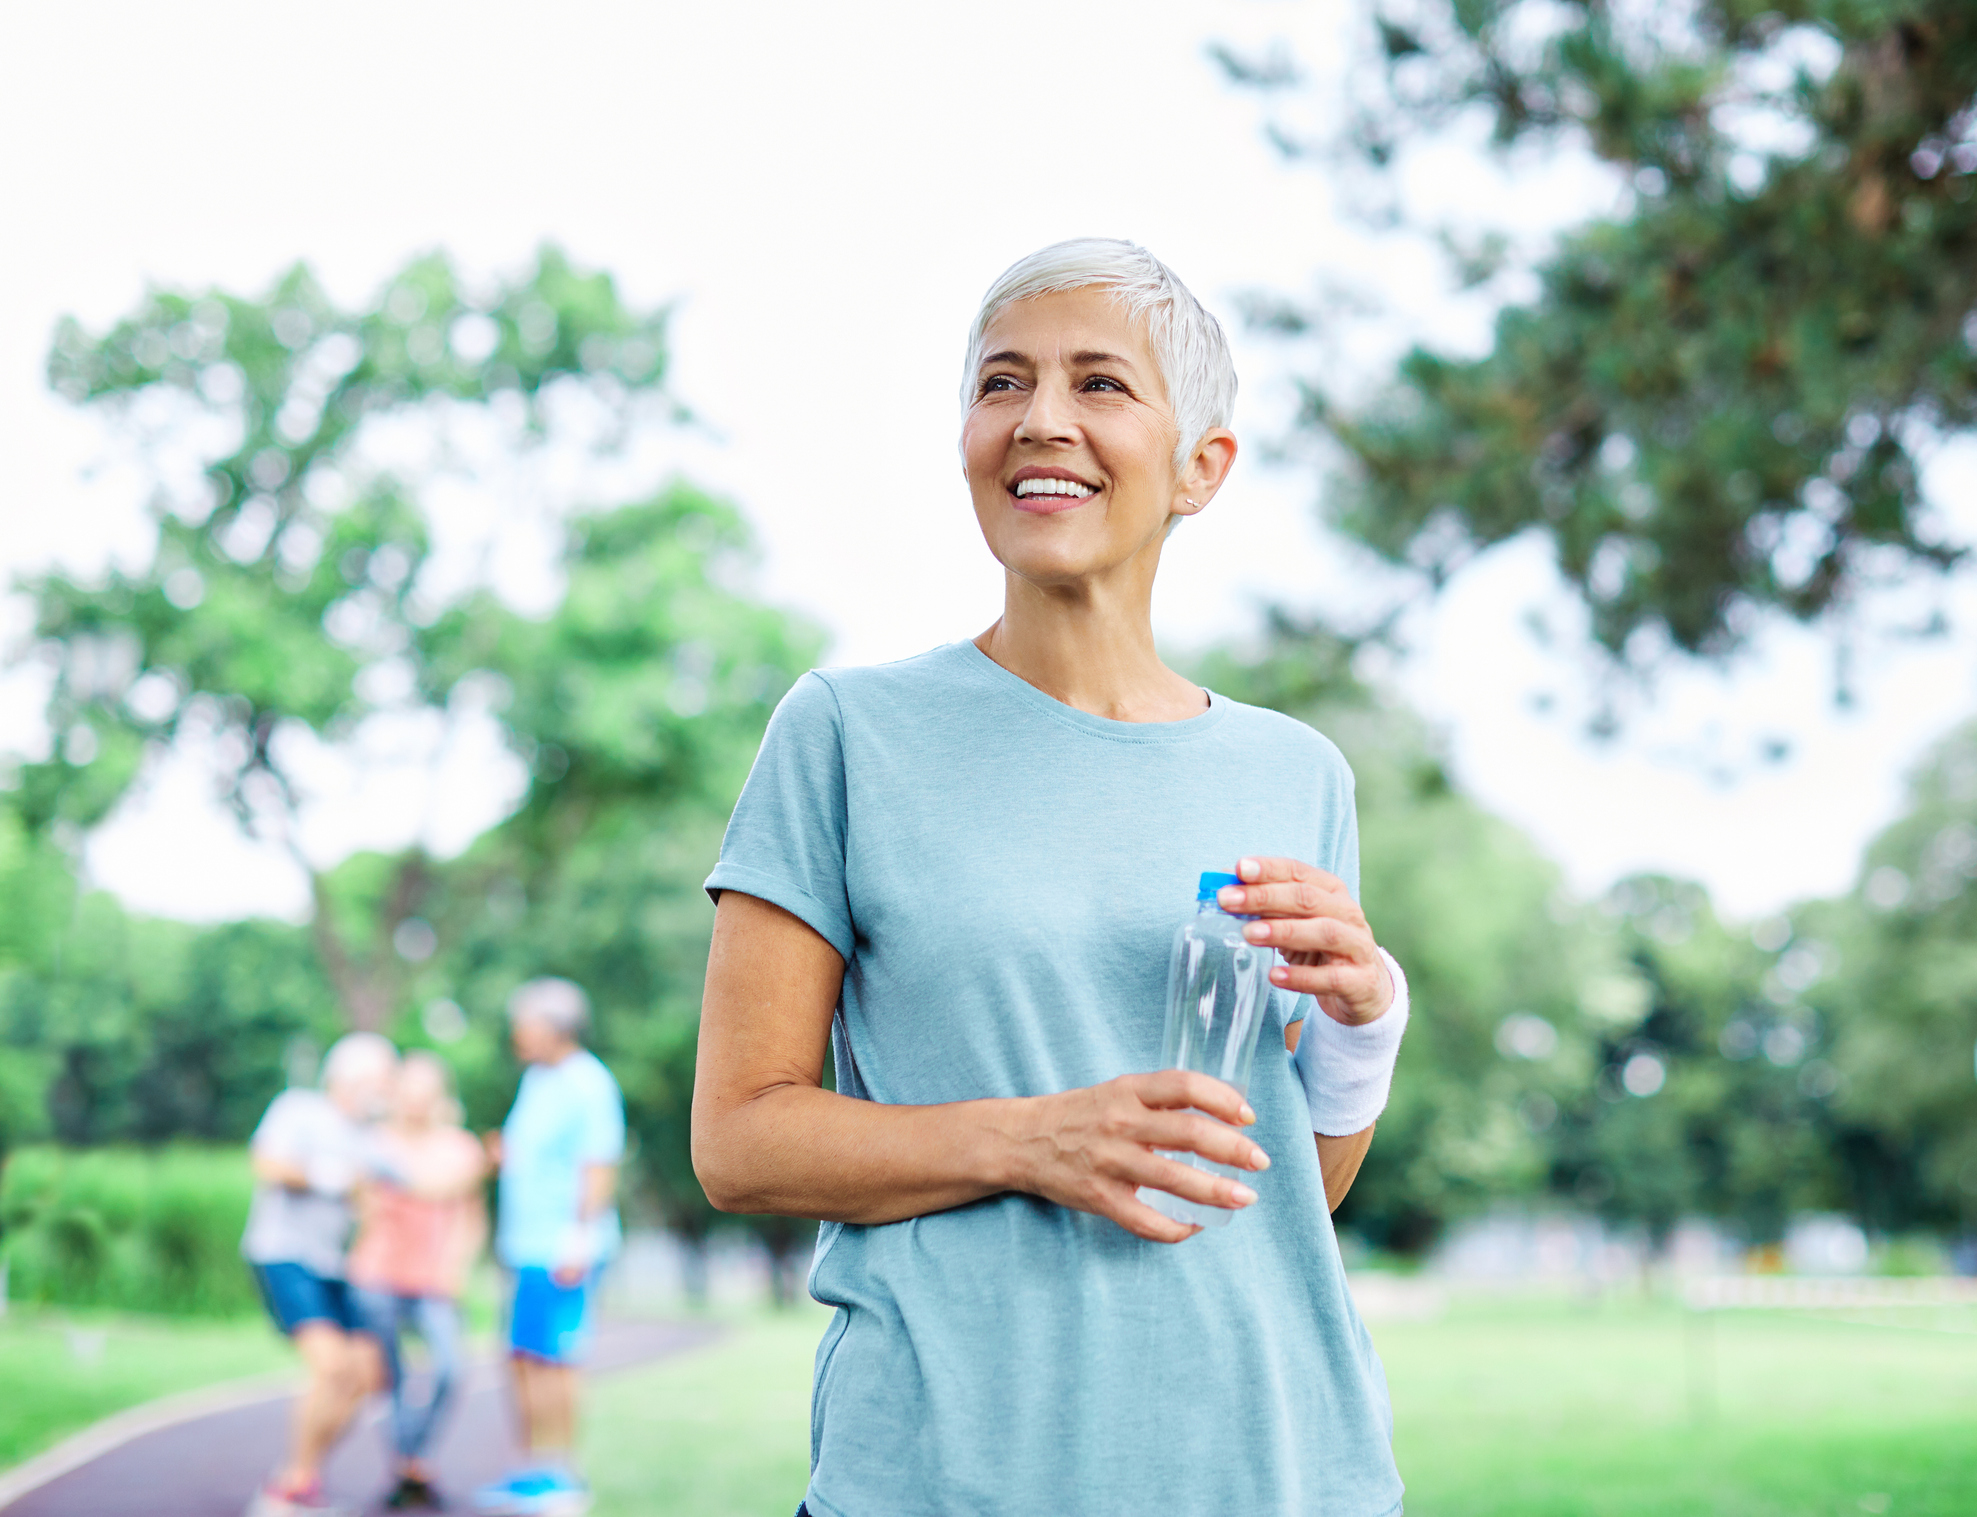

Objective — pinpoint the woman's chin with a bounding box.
[984,518,1169,587]
[992,546,1131,588]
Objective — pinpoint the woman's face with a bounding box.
[392,1057,448,1126]
[961,286,1232,591]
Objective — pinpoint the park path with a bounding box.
[0,1318,722,1517]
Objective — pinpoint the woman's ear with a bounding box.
[1173,429,1238,517]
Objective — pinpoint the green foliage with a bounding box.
[0,903,335,1148]
[17,247,686,1029]
[1809,718,1977,1232]
[0,1145,259,1316]
[1247,1,1977,669]
[0,803,67,1166]
[26,245,672,830]
[1556,877,1840,1245]
[426,482,823,871]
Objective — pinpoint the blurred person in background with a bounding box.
[474,977,625,1517]
[242,1032,399,1517]
[348,1050,490,1512]
[693,240,1409,1517]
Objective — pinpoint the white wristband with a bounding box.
[1291,947,1411,1137]
[555,1218,604,1271]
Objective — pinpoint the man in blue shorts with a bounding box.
[242,1032,397,1517]
[475,978,624,1517]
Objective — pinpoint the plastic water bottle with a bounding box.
[1136,870,1275,1230]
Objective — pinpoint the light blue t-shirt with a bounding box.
[705,641,1402,1517]
[496,1049,626,1269]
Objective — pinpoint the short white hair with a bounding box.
[322,1031,396,1090]
[961,238,1238,472]
[507,976,590,1037]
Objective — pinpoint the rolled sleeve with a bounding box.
[705,671,854,959]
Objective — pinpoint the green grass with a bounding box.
[586,1307,820,1517]
[0,1308,290,1468]
[1378,1296,1977,1517]
[583,1295,1977,1517]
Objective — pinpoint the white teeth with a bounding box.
[1014,477,1095,498]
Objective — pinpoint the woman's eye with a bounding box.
[979,375,1018,395]
[1082,376,1125,393]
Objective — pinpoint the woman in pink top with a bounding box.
[348,1052,489,1511]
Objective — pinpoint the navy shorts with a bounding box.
[251,1262,368,1337]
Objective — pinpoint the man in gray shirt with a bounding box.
[243,1032,396,1517]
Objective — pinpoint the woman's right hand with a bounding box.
[1008,1071,1271,1244]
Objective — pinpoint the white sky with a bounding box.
[2,0,1974,925]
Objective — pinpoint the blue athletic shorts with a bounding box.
[508,1266,596,1364]
[251,1261,367,1337]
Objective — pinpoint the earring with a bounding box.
[1185,498,1201,508]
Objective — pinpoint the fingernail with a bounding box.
[1218,886,1243,907]
[1239,858,1259,880]
[1251,1150,1271,1171]
[1271,967,1289,983]
[1244,922,1268,941]
[1239,1103,1256,1124]
[1231,1184,1258,1206]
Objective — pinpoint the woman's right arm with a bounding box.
[691,891,1272,1244]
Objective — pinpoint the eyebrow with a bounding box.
[976,349,1140,370]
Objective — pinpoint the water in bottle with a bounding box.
[1137,870,1275,1230]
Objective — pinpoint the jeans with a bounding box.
[352,1289,463,1463]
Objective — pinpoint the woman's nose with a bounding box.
[1015,381,1077,445]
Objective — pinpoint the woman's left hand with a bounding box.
[1217,856,1394,1028]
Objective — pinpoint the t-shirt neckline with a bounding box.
[952,639,1229,743]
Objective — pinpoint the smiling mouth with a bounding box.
[1008,475,1099,513]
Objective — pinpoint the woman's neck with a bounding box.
[976,566,1206,724]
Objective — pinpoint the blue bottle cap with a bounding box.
[1197,870,1242,901]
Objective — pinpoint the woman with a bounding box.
[693,239,1412,1517]
[347,1051,489,1511]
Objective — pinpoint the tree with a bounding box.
[1552,875,1840,1249]
[1229,1,1977,681]
[18,248,682,1027]
[1808,718,1977,1234]
[425,484,823,879]
[0,803,65,1198]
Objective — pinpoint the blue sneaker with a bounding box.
[472,1467,591,1517]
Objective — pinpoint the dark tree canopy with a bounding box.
[1240,0,1977,674]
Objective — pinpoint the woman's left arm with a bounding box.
[1219,856,1405,1213]
[1284,1006,1378,1212]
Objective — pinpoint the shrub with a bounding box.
[0,1145,258,1316]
